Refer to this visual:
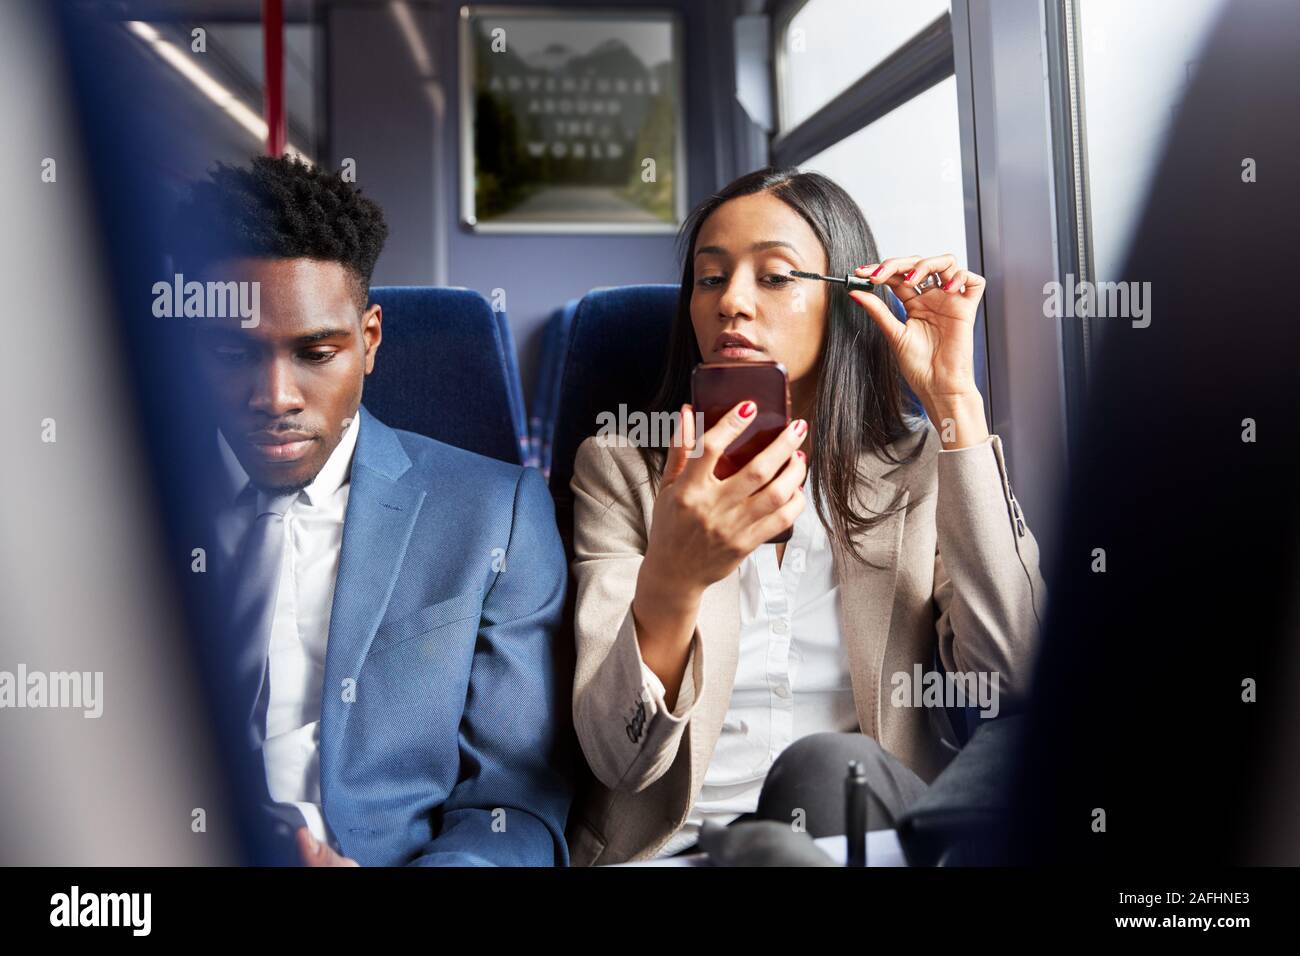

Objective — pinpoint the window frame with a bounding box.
[1044,0,1094,459]
[768,1,990,424]
[767,0,1087,563]
[770,6,956,166]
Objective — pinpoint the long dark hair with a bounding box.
[641,166,923,563]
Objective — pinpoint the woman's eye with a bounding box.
[696,275,724,288]
[764,274,794,287]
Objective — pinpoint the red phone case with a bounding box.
[690,361,793,544]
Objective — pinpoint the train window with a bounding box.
[776,0,950,132]
[801,74,966,269]
[1075,0,1230,284]
[771,2,980,399]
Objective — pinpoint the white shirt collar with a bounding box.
[217,414,361,508]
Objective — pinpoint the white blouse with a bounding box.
[644,497,858,856]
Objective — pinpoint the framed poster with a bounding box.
[459,5,686,233]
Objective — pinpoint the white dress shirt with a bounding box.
[645,497,859,856]
[215,417,360,849]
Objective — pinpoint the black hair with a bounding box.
[171,155,388,309]
[641,166,922,563]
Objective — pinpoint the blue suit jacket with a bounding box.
[317,406,571,865]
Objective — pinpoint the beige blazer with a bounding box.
[565,422,1046,866]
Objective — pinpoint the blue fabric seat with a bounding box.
[491,302,531,465]
[365,287,526,465]
[530,298,580,478]
[547,284,680,498]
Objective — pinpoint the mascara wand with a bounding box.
[789,269,944,293]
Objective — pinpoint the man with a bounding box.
[176,156,570,866]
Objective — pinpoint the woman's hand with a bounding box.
[848,254,990,448]
[642,400,808,597]
[630,400,808,704]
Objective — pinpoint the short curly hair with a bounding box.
[172,155,388,309]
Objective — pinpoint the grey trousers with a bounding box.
[674,732,930,854]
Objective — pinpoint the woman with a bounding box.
[567,167,1045,865]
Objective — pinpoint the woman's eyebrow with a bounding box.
[750,240,799,254]
[695,239,800,257]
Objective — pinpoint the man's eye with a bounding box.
[301,350,337,364]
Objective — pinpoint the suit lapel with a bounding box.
[830,454,909,743]
[320,407,426,789]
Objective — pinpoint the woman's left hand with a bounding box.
[848,253,990,448]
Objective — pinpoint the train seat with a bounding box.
[366,286,527,465]
[546,284,679,499]
[530,298,580,478]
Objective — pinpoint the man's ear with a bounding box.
[362,303,382,374]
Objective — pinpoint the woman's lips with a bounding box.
[712,332,763,360]
[715,345,764,360]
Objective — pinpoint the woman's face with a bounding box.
[690,191,829,407]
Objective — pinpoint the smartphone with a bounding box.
[690,360,793,544]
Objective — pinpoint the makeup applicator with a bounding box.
[789,268,944,292]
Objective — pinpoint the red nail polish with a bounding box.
[738,401,756,419]
[870,266,883,277]
[797,450,806,460]
[794,419,808,437]
[944,275,958,291]
[903,269,915,282]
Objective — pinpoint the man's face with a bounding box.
[193,258,382,493]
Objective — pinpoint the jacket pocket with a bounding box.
[369,589,482,656]
[567,815,608,867]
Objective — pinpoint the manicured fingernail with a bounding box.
[793,419,808,437]
[796,450,806,460]
[944,275,958,291]
[738,401,756,419]
[902,269,915,282]
[870,265,883,277]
